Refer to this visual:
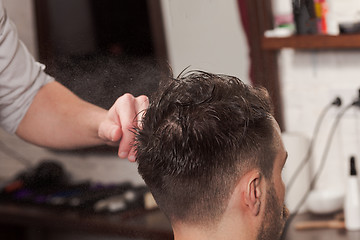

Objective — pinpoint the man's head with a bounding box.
[135,71,288,239]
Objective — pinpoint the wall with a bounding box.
[278,0,360,200]
[47,0,96,56]
[280,49,360,192]
[160,0,249,83]
[0,2,144,239]
[2,0,38,58]
[0,0,144,185]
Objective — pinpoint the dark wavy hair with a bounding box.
[135,71,275,225]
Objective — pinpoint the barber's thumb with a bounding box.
[110,125,122,142]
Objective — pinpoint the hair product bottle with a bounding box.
[344,156,360,231]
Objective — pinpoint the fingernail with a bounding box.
[128,155,136,162]
[119,152,127,159]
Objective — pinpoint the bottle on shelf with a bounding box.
[344,156,360,231]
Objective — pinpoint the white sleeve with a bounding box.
[0,1,54,134]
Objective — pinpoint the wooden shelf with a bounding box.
[262,34,360,50]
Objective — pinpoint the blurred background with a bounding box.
[1,0,360,239]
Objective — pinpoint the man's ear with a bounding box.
[243,171,263,216]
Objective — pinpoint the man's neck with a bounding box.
[172,218,255,240]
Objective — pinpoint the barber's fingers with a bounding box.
[98,93,149,160]
[127,95,149,161]
[98,93,131,145]
[117,94,149,160]
[112,93,136,159]
[135,95,149,128]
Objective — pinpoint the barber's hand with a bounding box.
[98,93,149,161]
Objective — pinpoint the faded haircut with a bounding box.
[135,71,276,225]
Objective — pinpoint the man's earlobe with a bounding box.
[245,172,262,216]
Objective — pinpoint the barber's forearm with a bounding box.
[16,81,107,149]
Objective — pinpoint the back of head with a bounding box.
[136,71,275,226]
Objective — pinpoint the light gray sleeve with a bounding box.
[0,1,54,134]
